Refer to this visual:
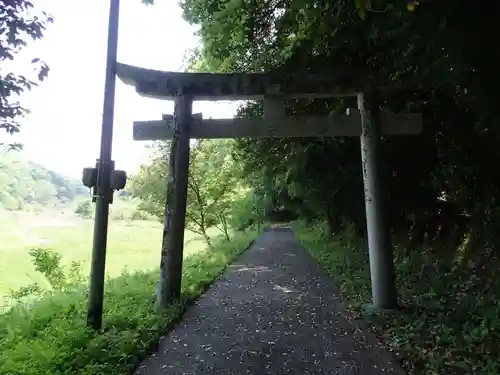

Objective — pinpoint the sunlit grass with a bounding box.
[0,208,258,374]
[0,210,218,296]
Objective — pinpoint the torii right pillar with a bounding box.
[358,92,398,310]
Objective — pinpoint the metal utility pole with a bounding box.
[84,0,122,330]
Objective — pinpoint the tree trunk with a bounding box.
[218,214,231,242]
[197,223,212,248]
[324,206,337,235]
[202,231,213,248]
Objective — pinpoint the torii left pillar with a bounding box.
[156,95,192,308]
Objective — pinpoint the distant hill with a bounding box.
[0,151,88,210]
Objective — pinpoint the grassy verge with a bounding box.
[0,230,257,375]
[0,211,220,295]
[293,220,500,375]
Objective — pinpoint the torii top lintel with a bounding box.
[116,63,366,101]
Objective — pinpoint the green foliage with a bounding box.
[74,195,154,222]
[182,0,500,238]
[0,210,218,299]
[0,231,256,375]
[228,188,258,231]
[8,283,43,302]
[74,200,92,219]
[1,0,52,149]
[2,0,496,372]
[130,0,500,371]
[295,221,500,374]
[9,248,85,303]
[0,152,87,210]
[108,197,156,222]
[130,140,242,244]
[127,142,170,220]
[129,209,153,221]
[28,247,66,290]
[187,140,240,242]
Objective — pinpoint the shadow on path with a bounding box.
[135,228,404,375]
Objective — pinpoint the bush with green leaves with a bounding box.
[228,188,264,232]
[9,248,84,303]
[74,197,154,222]
[74,200,92,219]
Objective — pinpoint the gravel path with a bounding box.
[134,227,404,375]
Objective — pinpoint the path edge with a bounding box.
[289,228,407,375]
[130,237,257,374]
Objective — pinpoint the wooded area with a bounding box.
[179,0,500,254]
[0,153,87,210]
[130,0,500,373]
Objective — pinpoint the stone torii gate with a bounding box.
[116,62,422,312]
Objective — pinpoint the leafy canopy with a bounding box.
[0,1,52,149]
[129,139,241,244]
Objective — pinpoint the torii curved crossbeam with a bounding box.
[115,62,364,100]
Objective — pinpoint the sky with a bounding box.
[2,0,239,179]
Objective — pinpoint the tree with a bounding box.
[179,0,500,244]
[130,139,240,246]
[128,141,171,220]
[1,1,53,149]
[75,200,92,219]
[187,139,239,243]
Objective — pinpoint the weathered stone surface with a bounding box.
[132,111,422,140]
[116,63,366,100]
[156,96,192,307]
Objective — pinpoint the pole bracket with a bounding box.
[81,159,127,204]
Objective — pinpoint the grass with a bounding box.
[0,209,257,374]
[0,210,218,296]
[293,220,500,375]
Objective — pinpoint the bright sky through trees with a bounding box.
[3,0,238,178]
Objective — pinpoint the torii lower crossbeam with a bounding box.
[133,111,421,140]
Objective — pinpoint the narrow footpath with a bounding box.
[134,228,404,375]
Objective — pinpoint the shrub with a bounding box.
[8,248,85,309]
[74,200,92,219]
[229,190,261,231]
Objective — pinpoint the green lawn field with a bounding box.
[0,209,216,297]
